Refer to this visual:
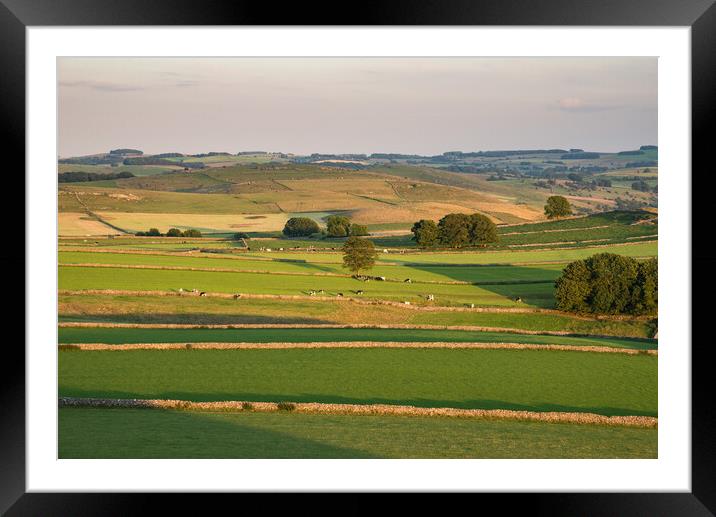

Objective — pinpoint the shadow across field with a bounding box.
[59,408,374,459]
[406,263,560,308]
[58,388,656,418]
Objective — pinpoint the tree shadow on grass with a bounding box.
[59,388,657,418]
[405,263,561,308]
[59,407,376,459]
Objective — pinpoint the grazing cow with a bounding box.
[199,292,207,297]
[178,288,184,293]
[234,294,241,299]
[468,303,475,308]
[191,289,198,293]
[318,289,325,294]
[515,297,523,303]
[356,290,364,295]
[309,290,316,296]
[404,278,412,283]
[403,301,411,305]
[376,276,386,281]
[337,292,343,297]
[426,294,435,301]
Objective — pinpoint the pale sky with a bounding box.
[58,57,657,157]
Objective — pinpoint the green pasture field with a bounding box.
[58,294,654,338]
[58,251,565,284]
[57,326,656,350]
[58,163,182,177]
[59,408,657,459]
[239,241,657,265]
[496,223,656,247]
[58,348,658,416]
[58,265,556,307]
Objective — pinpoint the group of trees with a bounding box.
[326,215,368,237]
[411,213,498,248]
[283,217,320,237]
[555,253,657,315]
[281,215,368,239]
[59,171,135,183]
[135,228,202,237]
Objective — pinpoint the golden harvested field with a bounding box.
[59,212,122,237]
[94,212,291,233]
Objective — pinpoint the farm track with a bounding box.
[57,289,654,321]
[59,341,657,355]
[58,397,658,428]
[59,262,555,286]
[58,321,657,342]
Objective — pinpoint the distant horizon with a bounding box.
[59,57,657,158]
[58,144,658,160]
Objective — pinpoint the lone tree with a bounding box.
[326,215,352,237]
[342,237,377,273]
[467,213,498,246]
[555,253,657,315]
[544,195,572,219]
[283,217,320,237]
[411,219,439,247]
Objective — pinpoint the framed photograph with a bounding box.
[5,0,714,513]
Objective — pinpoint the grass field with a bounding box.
[58,326,656,350]
[58,294,654,337]
[58,250,566,284]
[59,408,657,458]
[239,241,657,265]
[58,348,657,416]
[58,265,557,307]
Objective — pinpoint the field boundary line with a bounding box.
[57,397,658,428]
[57,321,657,342]
[58,341,657,354]
[57,289,655,320]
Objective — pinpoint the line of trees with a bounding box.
[555,253,657,315]
[59,171,135,183]
[411,213,498,248]
[135,228,202,237]
[281,215,369,239]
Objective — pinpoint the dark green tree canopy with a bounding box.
[283,217,320,237]
[555,253,657,315]
[411,219,439,248]
[438,213,471,248]
[342,237,377,273]
[350,223,369,236]
[544,196,572,219]
[182,229,202,238]
[467,213,498,246]
[326,215,352,238]
[166,228,183,237]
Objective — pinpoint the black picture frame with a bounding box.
[3,0,714,513]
